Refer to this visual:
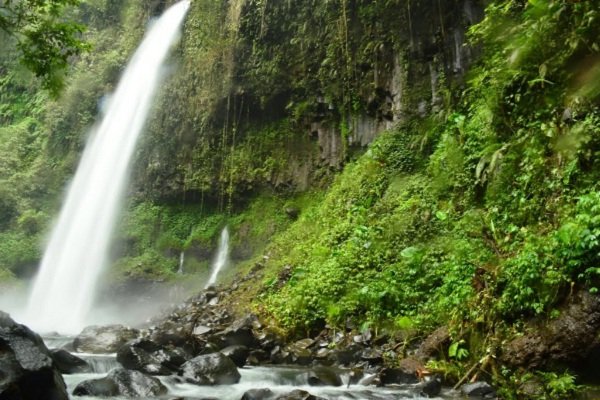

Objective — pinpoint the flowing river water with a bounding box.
[43,335,459,400]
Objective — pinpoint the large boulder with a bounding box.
[179,352,241,385]
[0,311,69,400]
[49,349,90,374]
[116,338,189,375]
[72,367,167,397]
[73,325,139,353]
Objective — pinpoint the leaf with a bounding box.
[448,342,459,358]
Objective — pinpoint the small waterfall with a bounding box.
[79,353,121,374]
[23,1,190,334]
[205,227,229,288]
[178,251,185,274]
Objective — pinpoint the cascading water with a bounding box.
[23,1,190,334]
[205,227,229,288]
[178,251,185,274]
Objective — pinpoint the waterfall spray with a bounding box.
[24,1,190,334]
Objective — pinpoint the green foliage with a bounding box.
[448,339,469,361]
[251,0,600,358]
[0,232,40,274]
[501,371,581,400]
[111,250,176,282]
[0,0,90,94]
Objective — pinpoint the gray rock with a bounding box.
[73,367,167,397]
[73,324,139,353]
[180,352,241,385]
[0,311,69,400]
[461,381,496,397]
[193,325,212,336]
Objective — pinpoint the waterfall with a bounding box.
[205,227,229,288]
[23,1,190,334]
[178,251,185,275]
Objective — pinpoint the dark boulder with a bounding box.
[116,338,189,375]
[72,367,167,397]
[248,349,269,365]
[72,377,118,397]
[241,388,275,400]
[0,312,69,400]
[418,375,442,397]
[73,324,139,353]
[379,366,419,384]
[220,345,249,367]
[179,352,241,385]
[49,349,90,374]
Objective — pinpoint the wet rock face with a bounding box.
[73,324,139,353]
[0,311,69,400]
[49,349,91,374]
[502,291,600,369]
[179,352,241,385]
[72,367,167,397]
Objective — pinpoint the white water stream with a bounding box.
[23,1,190,334]
[205,227,229,288]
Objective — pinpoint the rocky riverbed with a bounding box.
[0,283,501,399]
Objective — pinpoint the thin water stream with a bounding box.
[206,227,230,288]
